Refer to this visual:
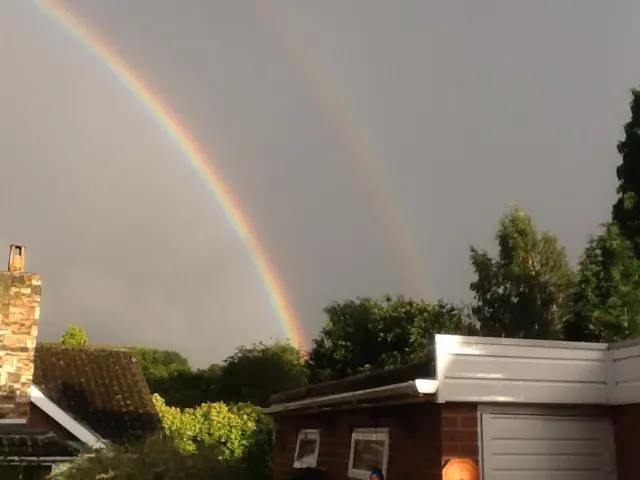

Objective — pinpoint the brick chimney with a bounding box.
[0,245,40,420]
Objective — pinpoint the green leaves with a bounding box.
[131,348,192,380]
[564,222,640,342]
[56,396,275,479]
[306,296,477,383]
[216,341,308,407]
[52,435,252,480]
[470,204,575,339]
[613,88,640,248]
[153,395,272,463]
[60,325,89,346]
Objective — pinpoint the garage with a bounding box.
[480,411,617,479]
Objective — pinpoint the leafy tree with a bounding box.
[407,300,478,361]
[470,204,575,339]
[307,295,478,383]
[60,325,88,346]
[613,87,640,247]
[564,222,640,342]
[150,365,222,408]
[130,347,192,381]
[216,341,308,407]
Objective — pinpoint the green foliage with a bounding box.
[58,394,275,479]
[407,300,478,361]
[137,341,305,409]
[153,394,273,465]
[131,347,192,380]
[149,366,221,408]
[307,295,478,383]
[470,204,575,339]
[60,325,88,346]
[216,341,308,407]
[52,435,248,480]
[564,222,640,342]
[613,87,640,247]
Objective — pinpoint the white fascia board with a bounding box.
[435,333,610,351]
[29,385,106,450]
[264,379,438,414]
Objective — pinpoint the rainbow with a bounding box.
[36,0,308,350]
[254,2,430,295]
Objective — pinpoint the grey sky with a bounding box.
[1,0,639,366]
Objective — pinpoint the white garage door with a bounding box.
[481,412,617,480]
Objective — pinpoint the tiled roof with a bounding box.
[33,344,162,444]
[0,430,78,459]
[269,354,436,405]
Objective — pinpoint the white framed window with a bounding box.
[348,428,390,480]
[293,429,321,468]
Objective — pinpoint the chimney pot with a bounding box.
[8,245,25,273]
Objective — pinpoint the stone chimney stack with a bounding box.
[8,245,25,274]
[0,245,40,420]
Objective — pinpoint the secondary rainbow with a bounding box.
[36,0,308,349]
[254,2,430,296]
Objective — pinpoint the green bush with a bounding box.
[54,396,274,479]
[52,435,248,480]
[153,395,272,468]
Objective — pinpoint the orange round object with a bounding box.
[442,458,479,480]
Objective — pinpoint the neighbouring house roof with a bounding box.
[269,353,436,407]
[33,344,162,445]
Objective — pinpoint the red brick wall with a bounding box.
[273,402,478,480]
[440,403,479,464]
[612,404,640,477]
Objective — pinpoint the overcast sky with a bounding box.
[1,0,639,366]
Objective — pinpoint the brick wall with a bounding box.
[273,401,478,480]
[0,272,41,420]
[612,404,640,477]
[440,403,479,464]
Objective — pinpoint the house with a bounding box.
[266,334,640,479]
[0,245,161,478]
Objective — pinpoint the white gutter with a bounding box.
[264,378,438,414]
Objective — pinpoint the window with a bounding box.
[348,428,390,480]
[293,429,320,468]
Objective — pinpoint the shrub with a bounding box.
[54,396,274,479]
[52,435,248,480]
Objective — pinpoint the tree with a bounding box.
[612,87,640,247]
[407,300,478,361]
[470,204,575,339]
[60,325,88,346]
[564,222,640,342]
[130,347,192,381]
[307,296,478,384]
[150,365,222,408]
[216,341,308,407]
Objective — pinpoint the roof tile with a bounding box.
[33,344,161,444]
